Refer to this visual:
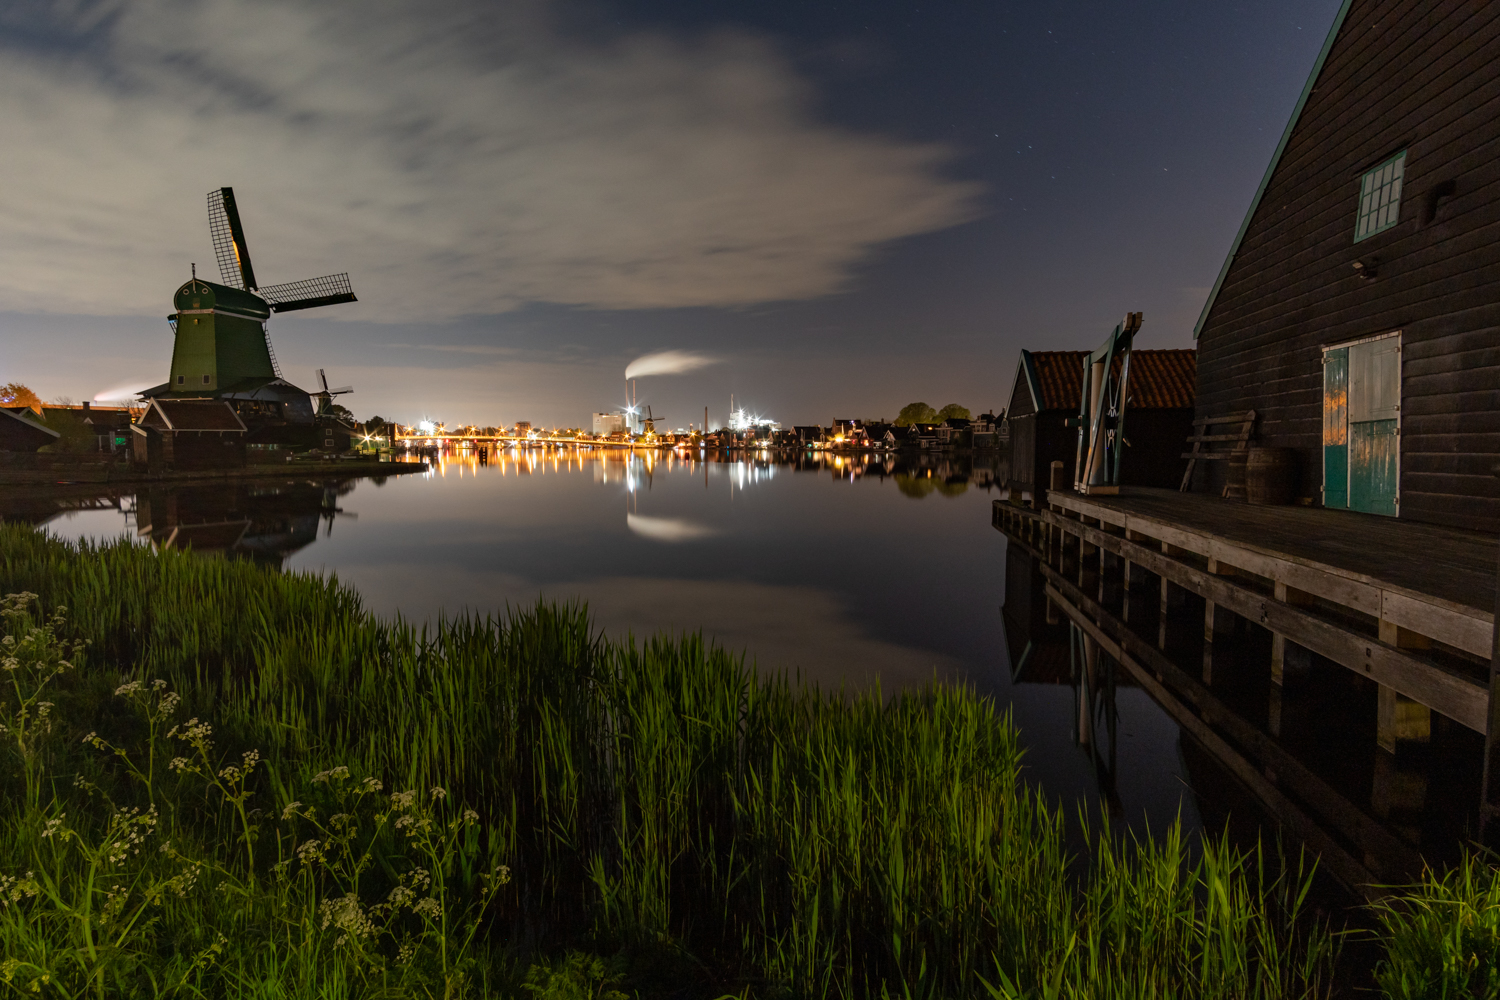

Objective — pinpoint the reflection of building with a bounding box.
[592,413,627,436]
[1001,543,1070,685]
[135,479,356,567]
[0,491,123,527]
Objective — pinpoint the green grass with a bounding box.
[0,523,1486,997]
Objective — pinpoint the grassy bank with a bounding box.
[0,524,1492,998]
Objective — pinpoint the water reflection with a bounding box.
[134,481,359,566]
[625,513,717,543]
[21,444,1201,837]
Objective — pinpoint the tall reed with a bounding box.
[1369,850,1500,999]
[0,525,1348,997]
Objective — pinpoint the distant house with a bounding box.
[1191,3,1500,530]
[81,405,134,453]
[793,425,824,446]
[971,411,1003,450]
[0,407,61,453]
[1003,349,1195,504]
[910,423,956,450]
[863,421,895,447]
[133,399,247,472]
[830,419,868,446]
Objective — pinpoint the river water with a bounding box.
[34,447,1201,835]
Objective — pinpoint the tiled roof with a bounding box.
[0,407,61,439]
[141,399,247,432]
[1026,351,1089,411]
[1127,350,1196,409]
[1024,349,1195,411]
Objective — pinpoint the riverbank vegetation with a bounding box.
[0,524,1494,997]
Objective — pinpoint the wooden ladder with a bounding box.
[1180,410,1257,495]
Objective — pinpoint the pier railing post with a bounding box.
[1202,557,1238,684]
[1374,618,1432,752]
[1267,582,1315,736]
[1481,499,1500,844]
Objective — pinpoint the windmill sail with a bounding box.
[207,188,258,290]
[258,273,358,313]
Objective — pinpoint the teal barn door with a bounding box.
[1322,347,1348,508]
[1347,336,1400,516]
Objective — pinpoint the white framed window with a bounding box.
[1355,151,1405,241]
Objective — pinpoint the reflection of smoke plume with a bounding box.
[626,513,718,543]
[93,382,155,402]
[624,351,716,380]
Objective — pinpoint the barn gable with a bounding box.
[1193,0,1500,530]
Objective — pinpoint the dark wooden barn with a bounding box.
[1002,349,1196,503]
[1193,0,1500,531]
[133,399,247,473]
[0,407,61,453]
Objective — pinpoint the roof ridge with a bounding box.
[1192,0,1356,338]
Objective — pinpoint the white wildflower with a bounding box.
[318,893,377,942]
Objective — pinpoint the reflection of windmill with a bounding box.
[321,485,358,537]
[313,369,354,418]
[142,187,357,431]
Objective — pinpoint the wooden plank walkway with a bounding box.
[1046,487,1496,657]
[990,490,1498,886]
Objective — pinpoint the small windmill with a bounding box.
[642,405,663,435]
[313,369,354,418]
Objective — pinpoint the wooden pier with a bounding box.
[993,481,1497,897]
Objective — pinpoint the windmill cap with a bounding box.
[174,278,270,320]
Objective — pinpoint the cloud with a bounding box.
[0,0,983,321]
[625,513,718,543]
[92,381,157,402]
[624,350,716,379]
[387,343,518,356]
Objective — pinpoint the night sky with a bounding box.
[0,0,1342,428]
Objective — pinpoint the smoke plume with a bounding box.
[624,351,716,380]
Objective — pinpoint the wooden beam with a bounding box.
[1042,576,1394,897]
[1482,537,1500,847]
[1033,507,1489,733]
[1047,491,1492,656]
[1041,566,1419,886]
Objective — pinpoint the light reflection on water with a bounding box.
[29,446,1198,834]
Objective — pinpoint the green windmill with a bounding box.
[142,188,357,430]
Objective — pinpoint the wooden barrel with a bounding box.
[1246,446,1297,505]
[1224,450,1248,500]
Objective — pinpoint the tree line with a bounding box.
[894,402,970,426]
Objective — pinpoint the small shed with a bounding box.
[1003,349,1196,503]
[134,399,247,472]
[0,407,61,453]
